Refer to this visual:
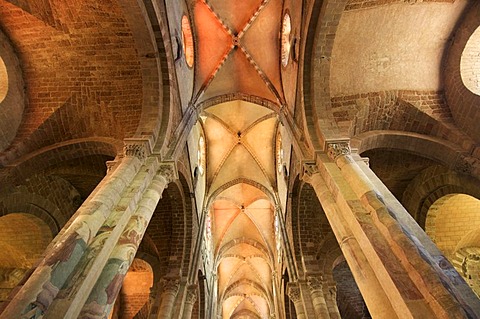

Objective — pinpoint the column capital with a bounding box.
[328,284,337,299]
[158,162,177,183]
[105,159,120,173]
[123,138,152,160]
[301,161,319,183]
[326,140,351,161]
[286,282,302,303]
[307,275,324,293]
[454,154,478,175]
[160,277,180,295]
[185,284,198,304]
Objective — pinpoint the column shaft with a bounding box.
[286,283,306,319]
[306,170,399,318]
[1,155,143,318]
[307,276,330,319]
[156,279,180,319]
[182,285,197,319]
[305,140,480,318]
[336,153,471,318]
[75,171,170,318]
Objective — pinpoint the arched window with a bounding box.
[182,15,194,68]
[197,135,205,175]
[461,26,480,95]
[426,194,480,296]
[281,13,292,67]
[0,56,8,103]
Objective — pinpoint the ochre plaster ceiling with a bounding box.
[192,1,284,316]
[193,0,284,106]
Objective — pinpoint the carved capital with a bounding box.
[106,159,121,173]
[286,282,301,303]
[326,141,351,161]
[123,138,152,160]
[185,285,198,304]
[301,162,319,183]
[158,162,177,183]
[124,143,146,159]
[454,155,478,175]
[328,284,337,299]
[160,278,180,295]
[307,275,324,292]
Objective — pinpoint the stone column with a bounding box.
[307,275,330,318]
[157,278,181,319]
[302,140,480,318]
[207,272,218,319]
[76,165,174,318]
[325,283,340,319]
[304,163,396,318]
[286,282,306,319]
[1,142,149,318]
[271,271,281,319]
[182,284,197,319]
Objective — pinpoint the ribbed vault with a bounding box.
[190,1,286,316]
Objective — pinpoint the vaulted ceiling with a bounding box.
[0,0,477,317]
[188,0,286,316]
[193,0,284,106]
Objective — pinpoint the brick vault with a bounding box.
[0,0,479,318]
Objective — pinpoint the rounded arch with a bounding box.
[200,94,280,114]
[303,0,349,146]
[403,165,480,228]
[132,0,175,154]
[291,179,332,277]
[0,138,120,188]
[444,1,480,142]
[206,178,277,211]
[215,239,273,267]
[425,194,480,297]
[0,213,53,303]
[349,97,450,142]
[0,213,53,267]
[0,28,25,153]
[460,26,480,96]
[222,278,272,304]
[426,194,480,259]
[231,309,262,319]
[351,130,467,168]
[0,192,62,235]
[118,0,166,143]
[177,172,195,277]
[117,258,154,319]
[145,173,193,280]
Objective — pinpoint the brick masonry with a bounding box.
[426,194,480,259]
[0,0,144,159]
[345,0,454,11]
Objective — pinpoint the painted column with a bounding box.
[1,142,149,318]
[156,278,180,319]
[75,164,174,319]
[182,284,197,319]
[303,162,397,318]
[286,282,306,319]
[303,140,480,318]
[307,275,330,318]
[330,141,480,318]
